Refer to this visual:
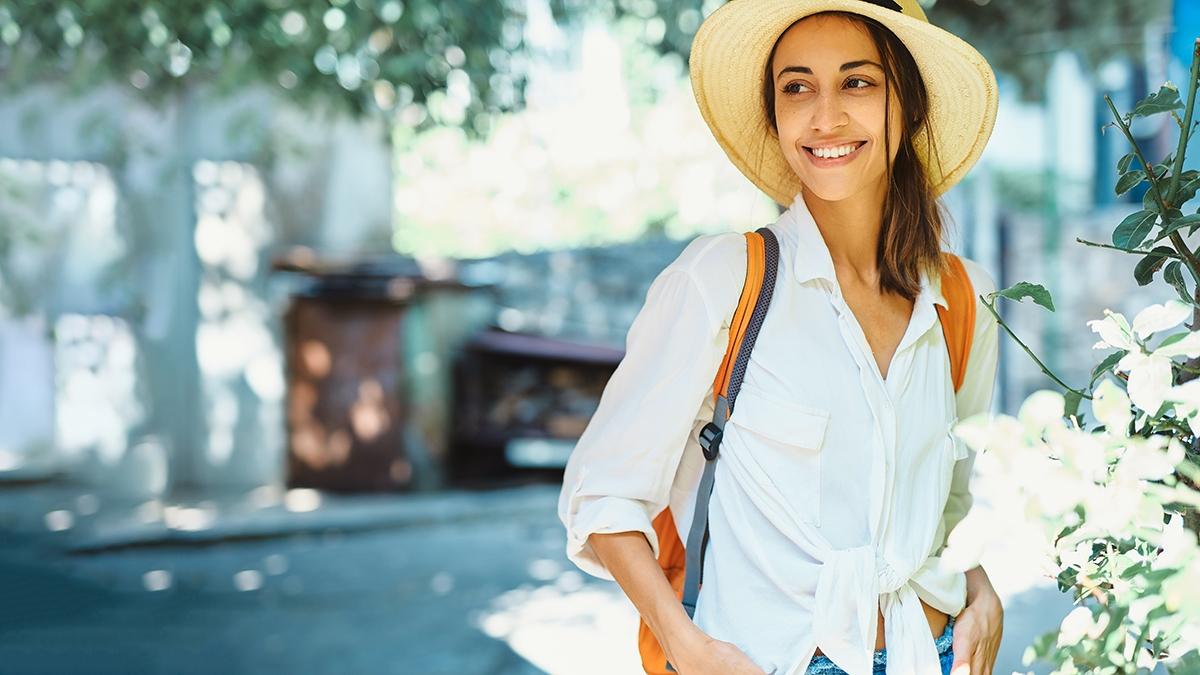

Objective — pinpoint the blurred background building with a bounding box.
[0,0,1197,673]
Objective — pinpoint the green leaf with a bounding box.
[1112,209,1157,248]
[1165,260,1191,304]
[1128,83,1184,120]
[1090,349,1127,385]
[1133,245,1174,285]
[995,281,1055,311]
[1155,212,1200,242]
[1146,184,1163,211]
[1054,565,1078,592]
[1116,152,1135,173]
[1064,389,1083,420]
[1156,332,1191,350]
[1175,170,1200,207]
[1119,561,1149,580]
[1116,169,1146,196]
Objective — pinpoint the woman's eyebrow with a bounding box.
[776,60,882,78]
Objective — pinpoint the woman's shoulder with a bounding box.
[660,231,753,329]
[667,230,746,274]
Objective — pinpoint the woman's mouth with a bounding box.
[803,141,867,167]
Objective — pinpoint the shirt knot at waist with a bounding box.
[808,545,942,675]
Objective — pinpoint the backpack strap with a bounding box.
[934,252,977,393]
[665,227,779,672]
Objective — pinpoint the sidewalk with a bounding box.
[0,474,561,554]
[0,474,1082,675]
[0,475,568,675]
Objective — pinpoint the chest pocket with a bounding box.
[726,383,830,527]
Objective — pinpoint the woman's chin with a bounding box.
[799,180,861,203]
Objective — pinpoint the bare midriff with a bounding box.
[812,599,949,656]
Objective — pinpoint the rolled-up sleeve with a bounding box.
[940,259,1000,552]
[558,265,727,581]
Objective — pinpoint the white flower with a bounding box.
[1057,606,1110,646]
[1115,349,1147,373]
[1161,558,1200,616]
[1152,330,1200,358]
[940,508,993,572]
[1088,309,1137,351]
[1128,594,1164,625]
[1085,477,1142,535]
[1115,435,1185,482]
[1125,353,1173,414]
[1026,456,1085,519]
[1048,425,1107,482]
[1018,390,1065,435]
[1131,300,1191,339]
[1166,379,1200,435]
[1092,379,1133,435]
[952,413,998,453]
[1132,496,1165,531]
[1153,512,1199,571]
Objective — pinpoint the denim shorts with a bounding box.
[804,615,955,675]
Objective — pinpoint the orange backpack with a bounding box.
[637,227,977,674]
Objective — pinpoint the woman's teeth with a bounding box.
[807,142,864,159]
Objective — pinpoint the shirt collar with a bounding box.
[777,191,948,310]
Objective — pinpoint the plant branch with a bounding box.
[981,294,1092,400]
[1167,39,1200,205]
[1103,95,1200,283]
[1103,96,1171,211]
[1075,237,1184,259]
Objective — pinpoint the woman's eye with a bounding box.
[845,77,873,89]
[782,82,808,94]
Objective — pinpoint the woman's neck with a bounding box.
[801,182,888,285]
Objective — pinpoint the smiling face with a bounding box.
[768,13,904,203]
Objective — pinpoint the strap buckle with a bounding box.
[697,422,722,461]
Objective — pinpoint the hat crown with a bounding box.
[859,0,929,23]
[894,0,929,23]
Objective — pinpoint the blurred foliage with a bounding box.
[0,0,1174,132]
[390,62,778,260]
[550,0,1173,103]
[0,0,533,134]
[0,168,54,318]
[923,0,1172,101]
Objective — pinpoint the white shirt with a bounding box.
[558,191,999,675]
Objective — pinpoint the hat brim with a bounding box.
[689,0,998,206]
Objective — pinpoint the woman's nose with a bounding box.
[810,93,848,132]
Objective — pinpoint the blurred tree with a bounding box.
[3,0,1169,131]
[0,0,534,135]
[549,0,1173,103]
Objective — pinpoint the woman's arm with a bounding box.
[948,258,1003,675]
[956,564,1004,675]
[558,262,726,579]
[588,530,769,674]
[587,531,707,662]
[558,235,768,674]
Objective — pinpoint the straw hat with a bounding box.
[689,0,998,206]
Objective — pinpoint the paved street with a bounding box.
[0,479,1074,675]
[0,480,645,675]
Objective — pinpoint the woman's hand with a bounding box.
[949,566,1004,675]
[665,627,769,675]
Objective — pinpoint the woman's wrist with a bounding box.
[659,611,709,663]
[964,564,996,606]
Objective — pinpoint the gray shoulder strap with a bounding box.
[666,226,779,671]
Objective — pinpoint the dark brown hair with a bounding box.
[762,11,950,301]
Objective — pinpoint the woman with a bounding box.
[558,2,1004,674]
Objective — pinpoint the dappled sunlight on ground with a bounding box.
[478,566,643,675]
